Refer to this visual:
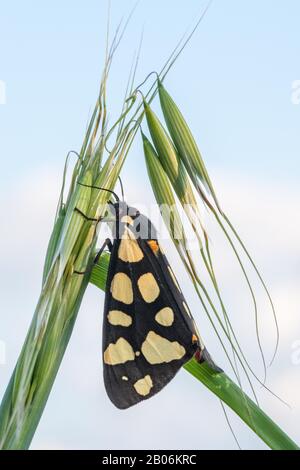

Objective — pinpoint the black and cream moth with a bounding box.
[101,200,208,409]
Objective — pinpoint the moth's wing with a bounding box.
[102,230,199,409]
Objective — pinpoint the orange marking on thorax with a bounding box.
[147,240,160,253]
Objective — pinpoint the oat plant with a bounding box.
[0,14,298,451]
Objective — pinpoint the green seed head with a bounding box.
[158,80,219,207]
[144,101,179,184]
[142,131,184,242]
[143,103,205,244]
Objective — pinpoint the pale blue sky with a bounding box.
[0,0,300,450]
[1,0,299,183]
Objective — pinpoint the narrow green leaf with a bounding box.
[186,359,298,451]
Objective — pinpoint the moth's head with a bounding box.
[111,201,140,225]
[111,201,157,240]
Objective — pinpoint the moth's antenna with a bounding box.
[77,181,119,202]
[118,176,125,201]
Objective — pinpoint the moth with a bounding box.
[77,187,210,409]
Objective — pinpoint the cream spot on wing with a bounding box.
[137,273,160,303]
[183,302,192,318]
[110,273,133,304]
[118,227,144,263]
[168,266,181,291]
[133,375,153,396]
[135,351,140,357]
[122,376,129,381]
[104,338,135,365]
[107,310,132,327]
[155,307,174,326]
[121,215,134,225]
[141,331,186,364]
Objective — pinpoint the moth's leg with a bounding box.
[74,238,112,275]
[74,207,99,222]
[94,238,113,264]
[74,198,114,223]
